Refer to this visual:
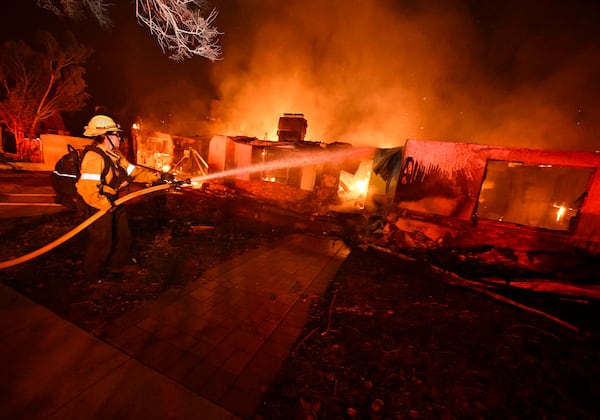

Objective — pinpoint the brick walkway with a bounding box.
[0,233,349,419]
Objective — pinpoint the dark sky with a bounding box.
[1,1,599,151]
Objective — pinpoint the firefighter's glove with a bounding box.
[160,172,175,184]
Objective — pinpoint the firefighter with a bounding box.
[76,114,168,282]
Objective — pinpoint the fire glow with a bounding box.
[201,2,599,152]
[553,203,572,222]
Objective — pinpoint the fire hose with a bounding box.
[0,180,187,270]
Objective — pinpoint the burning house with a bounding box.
[207,114,361,212]
[207,136,356,210]
[372,139,600,273]
[206,122,600,273]
[133,131,174,173]
[131,125,209,177]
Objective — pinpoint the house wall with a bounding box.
[208,135,228,173]
[10,134,90,171]
[208,135,254,181]
[397,139,600,250]
[43,134,92,165]
[234,142,253,180]
[300,166,317,191]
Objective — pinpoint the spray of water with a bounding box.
[187,146,375,185]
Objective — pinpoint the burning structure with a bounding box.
[393,140,600,245]
[207,113,365,213]
[133,131,174,172]
[206,116,600,273]
[360,139,600,276]
[207,137,357,210]
[131,125,209,177]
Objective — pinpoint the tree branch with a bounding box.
[135,0,221,62]
[37,0,222,61]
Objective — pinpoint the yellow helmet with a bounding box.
[83,115,122,137]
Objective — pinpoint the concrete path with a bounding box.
[0,233,350,419]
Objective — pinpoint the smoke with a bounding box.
[204,0,599,151]
[5,0,595,150]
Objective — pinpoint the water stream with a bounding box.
[187,145,375,185]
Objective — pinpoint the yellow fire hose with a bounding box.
[0,183,172,270]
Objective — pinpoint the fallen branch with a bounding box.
[291,327,319,357]
[321,288,339,336]
[366,243,581,333]
[366,243,416,261]
[430,266,580,333]
[481,277,600,300]
[505,323,561,341]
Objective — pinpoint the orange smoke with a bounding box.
[206,0,598,151]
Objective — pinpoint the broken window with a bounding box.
[475,160,594,232]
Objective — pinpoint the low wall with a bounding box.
[2,134,91,171]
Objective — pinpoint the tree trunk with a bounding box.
[15,130,28,161]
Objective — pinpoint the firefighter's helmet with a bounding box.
[83,115,122,137]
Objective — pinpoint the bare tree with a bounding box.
[36,0,113,29]
[0,32,91,158]
[36,0,221,62]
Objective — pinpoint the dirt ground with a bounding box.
[256,248,599,419]
[1,174,599,419]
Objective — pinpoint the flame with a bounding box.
[555,205,566,222]
[351,177,369,196]
[552,202,574,223]
[339,160,372,201]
